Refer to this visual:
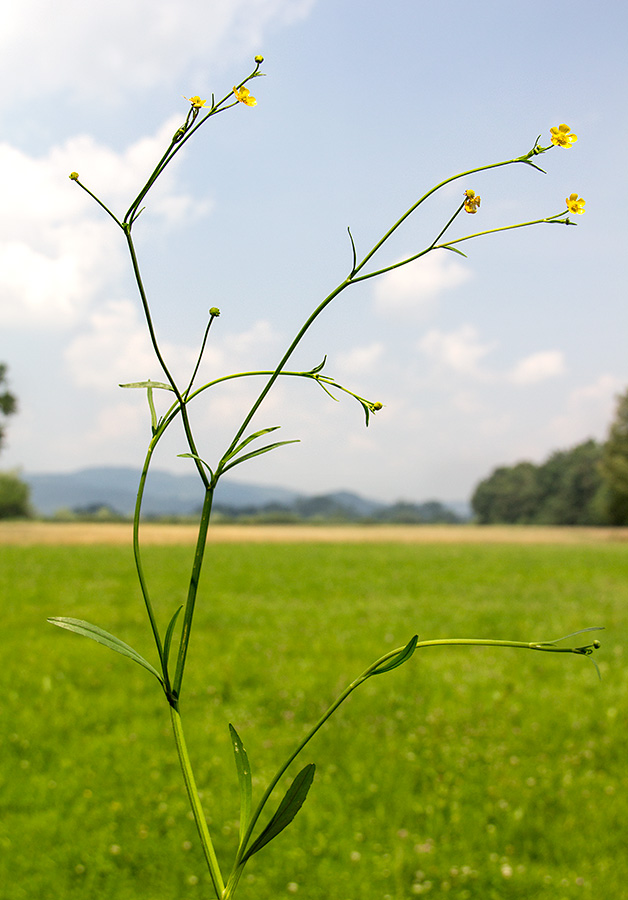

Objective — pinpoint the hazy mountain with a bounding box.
[24,467,302,517]
[22,466,471,521]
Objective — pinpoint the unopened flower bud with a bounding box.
[209,307,221,317]
[69,172,79,181]
[372,402,383,411]
[254,55,264,63]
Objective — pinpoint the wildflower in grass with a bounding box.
[186,96,207,108]
[234,85,257,106]
[566,193,586,214]
[464,189,481,213]
[550,124,578,148]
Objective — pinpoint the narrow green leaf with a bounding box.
[163,605,183,673]
[308,355,327,375]
[177,453,214,480]
[372,634,418,676]
[47,617,163,685]
[313,378,340,402]
[119,380,174,391]
[221,440,300,475]
[442,245,468,258]
[222,427,281,464]
[242,764,315,862]
[229,724,252,844]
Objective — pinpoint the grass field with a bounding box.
[1,531,626,899]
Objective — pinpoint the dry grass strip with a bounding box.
[2,521,628,546]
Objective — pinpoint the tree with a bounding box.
[471,461,542,524]
[0,363,17,453]
[0,471,31,518]
[601,388,628,525]
[471,441,606,525]
[0,364,31,518]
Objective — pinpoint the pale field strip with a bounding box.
[1,522,628,545]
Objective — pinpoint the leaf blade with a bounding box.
[47,617,164,685]
[221,440,300,475]
[229,724,253,844]
[242,764,315,862]
[119,380,174,391]
[371,634,418,676]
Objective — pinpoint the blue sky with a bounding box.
[1,0,626,503]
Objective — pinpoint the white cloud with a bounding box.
[0,0,316,108]
[549,374,624,446]
[373,252,472,317]
[419,324,495,376]
[64,300,282,393]
[509,350,566,385]
[418,326,567,388]
[0,120,211,329]
[336,342,384,375]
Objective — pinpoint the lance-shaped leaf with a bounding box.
[220,440,300,475]
[442,245,468,258]
[48,617,164,686]
[119,380,175,391]
[229,724,252,844]
[241,764,315,863]
[177,452,214,480]
[308,355,327,375]
[222,426,281,464]
[371,634,418,676]
[163,605,183,673]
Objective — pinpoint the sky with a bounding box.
[1,0,627,504]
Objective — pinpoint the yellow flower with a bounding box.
[69,172,79,181]
[186,96,207,108]
[233,85,257,107]
[550,124,577,148]
[565,193,585,214]
[464,189,481,214]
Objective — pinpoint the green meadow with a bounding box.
[1,538,627,900]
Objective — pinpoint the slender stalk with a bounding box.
[170,706,225,899]
[132,434,164,665]
[172,487,215,699]
[230,631,601,882]
[123,229,210,490]
[350,155,538,279]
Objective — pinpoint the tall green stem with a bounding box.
[170,706,225,899]
[172,487,215,700]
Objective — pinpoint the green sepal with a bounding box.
[241,764,315,862]
[47,617,164,686]
[371,634,418,676]
[229,724,253,844]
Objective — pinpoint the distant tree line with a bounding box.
[210,497,463,525]
[0,364,31,519]
[471,388,628,526]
